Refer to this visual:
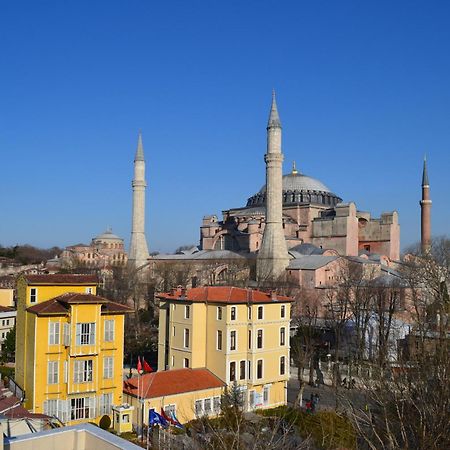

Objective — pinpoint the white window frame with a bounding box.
[281,304,286,318]
[70,396,95,421]
[230,306,236,321]
[103,356,114,379]
[195,399,203,417]
[104,320,115,342]
[63,323,71,346]
[280,355,286,375]
[263,385,270,405]
[184,305,190,319]
[213,396,221,413]
[44,399,58,416]
[99,392,113,415]
[85,287,93,294]
[183,358,189,368]
[171,355,175,367]
[49,322,60,345]
[217,330,222,350]
[239,360,246,380]
[280,327,286,346]
[164,404,176,417]
[47,361,59,385]
[247,360,252,381]
[230,330,237,351]
[248,305,252,320]
[74,360,93,383]
[229,361,236,382]
[30,288,37,304]
[217,306,222,320]
[183,328,190,348]
[76,323,96,346]
[257,305,264,320]
[256,359,263,380]
[256,329,263,349]
[203,397,212,415]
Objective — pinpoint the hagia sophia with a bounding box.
[200,162,399,261]
[59,92,431,290]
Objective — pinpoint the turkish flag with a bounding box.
[143,358,154,373]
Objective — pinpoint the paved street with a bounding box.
[287,371,368,412]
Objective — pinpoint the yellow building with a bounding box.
[0,288,14,307]
[123,368,225,426]
[157,286,293,411]
[15,274,132,425]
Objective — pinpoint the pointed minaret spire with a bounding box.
[420,155,432,254]
[292,161,298,175]
[267,89,282,129]
[422,155,429,186]
[129,132,150,270]
[135,131,145,161]
[257,91,290,283]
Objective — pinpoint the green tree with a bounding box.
[2,326,15,361]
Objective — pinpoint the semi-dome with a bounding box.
[246,163,342,208]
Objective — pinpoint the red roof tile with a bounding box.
[123,368,225,399]
[23,274,98,285]
[27,292,133,316]
[157,286,293,304]
[0,305,15,313]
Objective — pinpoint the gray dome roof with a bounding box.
[93,229,123,241]
[258,172,332,195]
[246,168,342,208]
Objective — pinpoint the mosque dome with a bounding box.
[93,229,123,242]
[246,163,342,208]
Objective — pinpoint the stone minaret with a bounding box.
[129,132,150,269]
[256,91,290,282]
[420,156,432,254]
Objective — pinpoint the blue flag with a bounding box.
[149,409,169,428]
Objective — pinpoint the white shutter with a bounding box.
[63,323,70,346]
[74,360,80,383]
[90,323,96,345]
[58,399,69,423]
[89,396,96,419]
[55,322,60,344]
[98,395,103,416]
[64,361,68,383]
[76,324,81,345]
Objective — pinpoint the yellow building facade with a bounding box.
[123,368,225,426]
[15,274,131,425]
[157,287,292,411]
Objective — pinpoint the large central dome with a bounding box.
[246,164,342,208]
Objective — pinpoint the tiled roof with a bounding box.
[22,274,98,285]
[0,305,15,313]
[27,292,133,316]
[123,368,225,399]
[157,286,293,303]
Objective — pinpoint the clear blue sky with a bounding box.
[1,0,449,253]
